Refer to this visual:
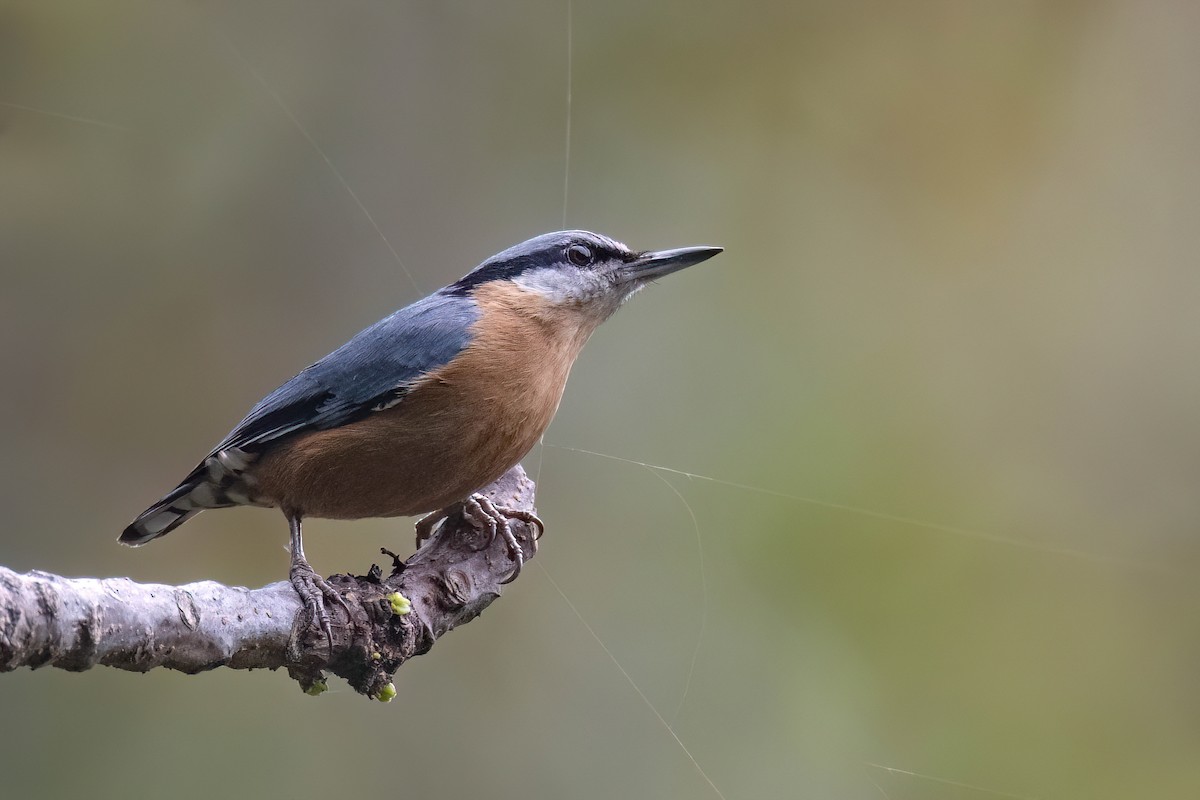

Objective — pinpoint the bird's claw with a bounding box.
[413,495,543,583]
[462,493,544,583]
[289,560,349,652]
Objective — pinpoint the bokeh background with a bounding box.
[3,1,1199,798]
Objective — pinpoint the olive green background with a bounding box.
[2,2,1198,798]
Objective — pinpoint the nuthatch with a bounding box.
[122,230,721,638]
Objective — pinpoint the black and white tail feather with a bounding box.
[120,448,259,545]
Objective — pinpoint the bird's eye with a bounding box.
[566,244,594,267]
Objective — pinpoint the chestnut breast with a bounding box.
[251,281,595,519]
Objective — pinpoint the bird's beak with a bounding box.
[621,245,723,283]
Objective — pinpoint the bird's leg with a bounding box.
[413,509,447,550]
[287,513,349,649]
[461,493,545,584]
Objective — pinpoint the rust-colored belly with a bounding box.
[252,283,590,519]
[252,383,552,518]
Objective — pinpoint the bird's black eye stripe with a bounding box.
[566,244,594,267]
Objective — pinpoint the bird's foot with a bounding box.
[462,493,545,584]
[289,558,350,651]
[413,495,544,583]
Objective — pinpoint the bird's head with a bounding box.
[447,231,722,327]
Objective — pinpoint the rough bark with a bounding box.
[0,466,538,700]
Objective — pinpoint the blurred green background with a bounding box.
[3,1,1199,798]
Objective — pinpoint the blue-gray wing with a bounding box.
[213,291,478,454]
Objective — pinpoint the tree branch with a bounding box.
[0,466,539,700]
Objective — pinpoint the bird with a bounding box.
[121,230,722,640]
